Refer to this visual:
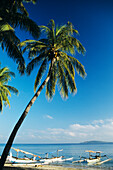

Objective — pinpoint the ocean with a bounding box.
[0,143,113,169]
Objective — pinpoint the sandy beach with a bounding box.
[3,164,106,170]
[3,164,82,170]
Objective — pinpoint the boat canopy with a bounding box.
[85,150,103,153]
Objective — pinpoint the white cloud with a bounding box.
[92,119,104,124]
[70,124,99,131]
[45,115,54,119]
[48,128,64,135]
[9,118,113,143]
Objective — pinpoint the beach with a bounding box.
[3,164,80,170]
[3,164,108,170]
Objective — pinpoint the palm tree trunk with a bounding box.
[0,58,55,169]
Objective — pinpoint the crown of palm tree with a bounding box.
[0,66,18,111]
[20,19,86,99]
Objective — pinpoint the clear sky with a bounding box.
[1,0,113,143]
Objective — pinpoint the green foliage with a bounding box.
[0,0,40,74]
[0,66,18,111]
[20,19,86,100]
[0,0,40,38]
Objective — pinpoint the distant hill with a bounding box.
[80,141,113,144]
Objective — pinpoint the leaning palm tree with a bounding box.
[0,0,40,74]
[0,66,18,111]
[0,20,86,169]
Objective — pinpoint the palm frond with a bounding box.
[17,2,29,16]
[56,25,66,36]
[34,58,48,92]
[0,22,14,32]
[59,52,75,76]
[71,37,86,55]
[5,85,19,95]
[23,0,36,4]
[46,62,57,99]
[57,57,76,94]
[0,30,25,74]
[65,70,77,94]
[26,52,47,75]
[9,13,40,39]
[1,91,10,107]
[0,94,3,112]
[0,85,11,97]
[57,61,68,99]
[19,39,48,58]
[39,25,51,34]
[68,56,86,78]
[0,68,15,83]
[39,25,53,44]
[19,39,37,48]
[0,67,10,76]
[1,70,15,79]
[49,19,55,44]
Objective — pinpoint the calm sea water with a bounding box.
[0,143,113,169]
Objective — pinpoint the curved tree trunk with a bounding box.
[0,58,55,169]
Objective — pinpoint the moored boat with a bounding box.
[72,150,112,165]
[6,147,73,165]
[6,147,40,164]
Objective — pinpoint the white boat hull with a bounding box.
[57,157,73,162]
[39,156,63,163]
[86,158,100,164]
[7,155,38,164]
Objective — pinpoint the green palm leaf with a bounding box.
[5,85,19,95]
[0,30,25,74]
[7,13,40,39]
[57,61,68,98]
[0,85,11,97]
[46,63,57,99]
[26,52,47,75]
[34,58,48,92]
[0,94,3,112]
[68,55,86,78]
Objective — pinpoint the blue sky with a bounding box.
[1,0,113,143]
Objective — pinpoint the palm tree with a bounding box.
[0,20,86,169]
[0,0,40,74]
[0,66,18,111]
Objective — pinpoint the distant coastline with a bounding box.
[1,140,113,145]
[79,140,113,144]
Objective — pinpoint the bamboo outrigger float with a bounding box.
[72,150,112,165]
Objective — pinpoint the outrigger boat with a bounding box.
[6,147,40,164]
[72,150,112,165]
[39,149,63,163]
[6,148,73,164]
[39,149,73,163]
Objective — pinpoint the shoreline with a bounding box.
[3,164,82,170]
[3,164,107,170]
